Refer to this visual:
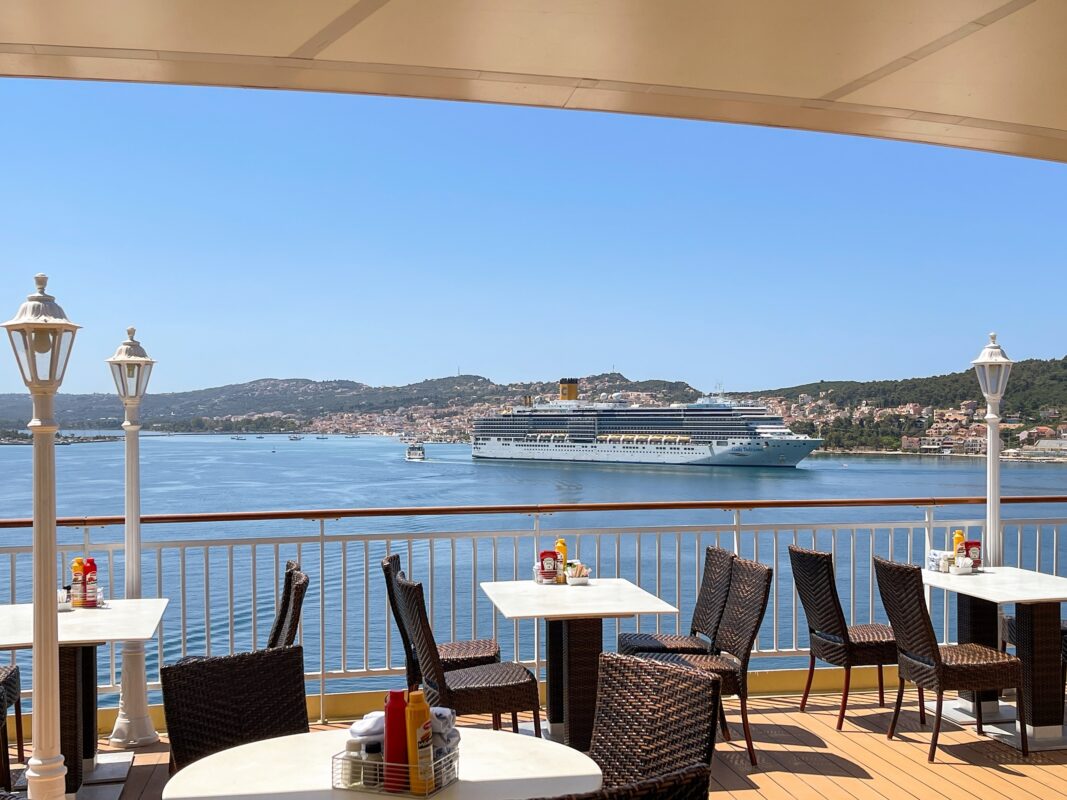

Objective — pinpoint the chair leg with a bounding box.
[836,666,851,731]
[975,692,984,736]
[800,652,816,712]
[888,678,905,740]
[511,711,519,733]
[1,718,11,792]
[917,687,926,725]
[740,696,757,766]
[491,713,501,730]
[719,697,731,741]
[532,703,542,738]
[1016,684,1028,756]
[928,691,944,762]
[877,664,885,707]
[14,699,24,764]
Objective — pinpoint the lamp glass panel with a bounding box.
[124,364,139,398]
[110,362,128,398]
[136,362,153,397]
[7,329,32,384]
[55,329,75,385]
[30,329,55,383]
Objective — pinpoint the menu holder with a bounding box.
[332,749,459,796]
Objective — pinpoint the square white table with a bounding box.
[0,598,169,793]
[480,579,677,750]
[922,567,1067,749]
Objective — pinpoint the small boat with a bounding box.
[316,435,329,440]
[256,435,265,439]
[288,435,304,441]
[231,435,246,441]
[344,434,359,439]
[405,442,426,461]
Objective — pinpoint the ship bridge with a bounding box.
[3,1,1067,163]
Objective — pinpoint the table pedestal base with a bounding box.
[545,617,604,751]
[986,721,1067,752]
[925,697,1017,726]
[83,751,135,785]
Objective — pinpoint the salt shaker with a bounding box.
[339,738,363,787]
[362,741,383,788]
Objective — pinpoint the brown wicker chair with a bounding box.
[872,557,1028,762]
[382,554,499,691]
[588,653,719,789]
[0,665,25,792]
[529,763,711,800]
[618,546,734,657]
[161,646,310,771]
[645,556,772,766]
[789,545,896,729]
[266,561,309,649]
[393,573,541,734]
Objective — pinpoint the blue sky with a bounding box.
[1,78,1063,396]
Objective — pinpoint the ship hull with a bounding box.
[472,437,820,467]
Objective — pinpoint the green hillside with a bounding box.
[752,357,1067,416]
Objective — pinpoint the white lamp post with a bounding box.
[973,332,1013,568]
[2,274,79,800]
[106,327,159,748]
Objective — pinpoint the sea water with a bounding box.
[1,434,1065,703]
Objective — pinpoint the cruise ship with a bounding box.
[472,379,822,467]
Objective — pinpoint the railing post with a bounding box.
[319,518,327,723]
[924,506,935,609]
[732,510,742,555]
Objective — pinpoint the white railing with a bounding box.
[3,497,1067,714]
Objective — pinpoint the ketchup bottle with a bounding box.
[383,689,409,792]
[84,557,98,608]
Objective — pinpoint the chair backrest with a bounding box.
[528,763,711,800]
[382,554,420,689]
[788,545,849,645]
[588,653,720,789]
[690,546,735,646]
[266,560,303,648]
[161,646,309,771]
[393,573,449,706]
[873,557,941,667]
[714,557,772,678]
[268,563,309,649]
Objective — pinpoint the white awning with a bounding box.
[3,0,1065,162]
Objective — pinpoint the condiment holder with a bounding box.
[332,749,458,796]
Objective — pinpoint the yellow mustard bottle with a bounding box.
[406,689,435,794]
[555,537,567,584]
[952,529,966,562]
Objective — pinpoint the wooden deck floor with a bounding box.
[10,690,1067,799]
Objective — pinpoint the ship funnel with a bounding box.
[559,378,579,401]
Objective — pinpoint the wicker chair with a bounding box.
[872,557,1028,762]
[588,653,719,789]
[0,665,25,792]
[618,546,734,657]
[529,763,711,800]
[393,573,540,735]
[382,554,499,691]
[161,646,310,771]
[266,560,309,648]
[789,545,896,729]
[646,556,772,766]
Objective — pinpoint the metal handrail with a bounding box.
[2,494,1067,529]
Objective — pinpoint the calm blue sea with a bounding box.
[2,435,1066,705]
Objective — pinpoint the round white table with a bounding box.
[162,727,602,800]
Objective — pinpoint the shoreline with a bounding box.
[812,449,1067,464]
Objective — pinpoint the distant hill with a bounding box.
[751,356,1067,416]
[0,373,701,428]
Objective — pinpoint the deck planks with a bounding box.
[8,691,1066,799]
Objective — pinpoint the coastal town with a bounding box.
[286,383,1067,461]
